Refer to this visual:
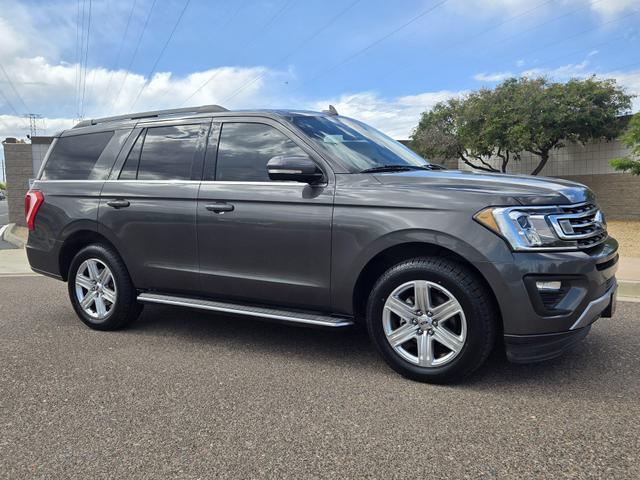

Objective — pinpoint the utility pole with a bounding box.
[26,114,43,137]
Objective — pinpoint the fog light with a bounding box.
[536,280,562,291]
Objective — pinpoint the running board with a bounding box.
[137,292,354,328]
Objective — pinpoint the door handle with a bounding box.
[206,202,234,213]
[106,199,130,209]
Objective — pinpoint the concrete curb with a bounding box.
[1,223,26,248]
[619,280,640,299]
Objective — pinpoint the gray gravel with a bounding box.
[1,275,639,479]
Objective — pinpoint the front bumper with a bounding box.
[504,280,617,363]
[477,236,619,336]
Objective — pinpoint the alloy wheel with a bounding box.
[382,280,467,367]
[74,258,117,321]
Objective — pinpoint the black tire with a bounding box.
[366,257,497,384]
[67,243,142,330]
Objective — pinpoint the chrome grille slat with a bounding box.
[548,202,607,249]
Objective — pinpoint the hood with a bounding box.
[373,169,593,206]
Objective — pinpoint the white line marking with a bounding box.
[0,224,9,239]
[0,273,41,278]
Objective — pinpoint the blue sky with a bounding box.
[0,0,639,150]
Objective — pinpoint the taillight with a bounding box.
[25,189,44,231]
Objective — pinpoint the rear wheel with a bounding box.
[67,244,142,330]
[366,257,497,383]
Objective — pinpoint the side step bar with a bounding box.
[137,292,354,328]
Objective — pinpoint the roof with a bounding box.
[70,105,340,133]
[72,104,229,129]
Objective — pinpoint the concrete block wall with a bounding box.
[2,142,33,227]
[457,139,631,176]
[558,173,640,221]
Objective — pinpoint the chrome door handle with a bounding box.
[206,202,234,213]
[106,199,130,209]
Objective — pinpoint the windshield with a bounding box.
[289,115,431,172]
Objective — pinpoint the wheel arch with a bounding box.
[58,230,121,281]
[351,242,503,330]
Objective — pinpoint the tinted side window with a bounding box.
[216,123,306,181]
[136,125,201,181]
[41,131,114,180]
[119,130,144,180]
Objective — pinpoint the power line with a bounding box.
[0,64,29,113]
[0,89,29,130]
[488,0,605,50]
[443,0,556,50]
[76,0,87,119]
[221,0,363,104]
[110,0,158,113]
[130,0,191,110]
[516,32,632,74]
[79,0,93,119]
[74,0,82,119]
[217,0,249,32]
[0,89,20,117]
[372,0,559,86]
[488,8,640,67]
[180,0,295,105]
[375,1,636,88]
[296,0,448,89]
[104,0,138,101]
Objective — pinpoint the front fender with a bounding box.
[330,207,515,315]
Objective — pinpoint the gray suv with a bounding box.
[26,105,618,383]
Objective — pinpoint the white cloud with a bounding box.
[310,90,467,139]
[0,46,464,141]
[590,0,640,18]
[477,61,640,111]
[0,53,291,137]
[450,0,640,18]
[0,114,73,139]
[473,71,514,82]
[521,60,591,78]
[605,69,640,110]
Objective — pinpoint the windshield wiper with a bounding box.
[359,164,443,173]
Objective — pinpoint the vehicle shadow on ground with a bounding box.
[126,304,628,394]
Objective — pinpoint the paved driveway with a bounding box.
[0,199,8,226]
[1,275,638,479]
[0,201,15,250]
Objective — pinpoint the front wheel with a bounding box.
[366,257,497,383]
[67,244,143,330]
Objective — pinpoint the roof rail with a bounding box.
[73,105,228,129]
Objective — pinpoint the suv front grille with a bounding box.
[548,202,608,249]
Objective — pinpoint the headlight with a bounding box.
[474,206,577,251]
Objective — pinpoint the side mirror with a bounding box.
[267,155,324,184]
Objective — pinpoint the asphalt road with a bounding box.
[1,276,639,479]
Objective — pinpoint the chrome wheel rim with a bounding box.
[383,280,467,368]
[74,259,117,321]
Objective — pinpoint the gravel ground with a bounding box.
[608,221,640,257]
[1,275,639,479]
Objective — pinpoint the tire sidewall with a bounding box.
[67,244,130,330]
[367,261,491,383]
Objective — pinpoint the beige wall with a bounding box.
[2,142,33,227]
[558,173,640,221]
[457,139,631,176]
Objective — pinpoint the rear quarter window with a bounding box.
[41,131,115,180]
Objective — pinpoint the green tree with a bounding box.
[0,181,6,191]
[411,76,633,175]
[610,112,640,175]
